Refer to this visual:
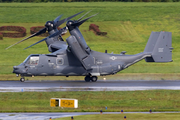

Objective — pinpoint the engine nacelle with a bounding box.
[66,35,94,71]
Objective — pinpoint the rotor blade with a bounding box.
[55,11,84,27]
[5,27,46,50]
[54,14,63,23]
[73,13,98,27]
[24,37,48,50]
[77,10,92,21]
[33,27,47,36]
[24,27,67,50]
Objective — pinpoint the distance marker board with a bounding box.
[50,98,78,108]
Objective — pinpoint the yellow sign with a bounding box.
[50,98,59,107]
[61,99,75,108]
[50,98,78,108]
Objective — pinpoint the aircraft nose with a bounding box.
[13,66,19,70]
[13,66,20,74]
[13,65,27,74]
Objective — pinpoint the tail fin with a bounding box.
[144,31,173,62]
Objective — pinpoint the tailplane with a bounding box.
[144,31,173,62]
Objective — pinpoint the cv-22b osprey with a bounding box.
[7,11,173,82]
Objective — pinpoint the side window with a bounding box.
[30,57,39,65]
[56,58,63,65]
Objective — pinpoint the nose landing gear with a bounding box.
[84,76,98,82]
[20,75,25,82]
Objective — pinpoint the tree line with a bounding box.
[1,0,180,2]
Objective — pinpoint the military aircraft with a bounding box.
[6,11,173,82]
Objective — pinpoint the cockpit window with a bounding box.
[29,57,39,65]
[24,55,39,65]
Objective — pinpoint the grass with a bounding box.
[0,3,180,80]
[1,2,180,23]
[0,90,180,112]
[54,113,180,120]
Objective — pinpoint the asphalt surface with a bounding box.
[1,112,180,120]
[0,80,180,92]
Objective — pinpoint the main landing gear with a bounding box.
[84,76,98,82]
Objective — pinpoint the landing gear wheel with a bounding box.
[85,76,91,82]
[91,76,98,82]
[20,78,25,82]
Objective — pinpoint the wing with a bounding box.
[48,41,68,54]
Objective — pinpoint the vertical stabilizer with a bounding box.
[144,31,173,62]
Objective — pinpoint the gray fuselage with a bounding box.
[13,50,150,77]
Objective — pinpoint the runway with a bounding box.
[1,112,180,120]
[0,80,180,92]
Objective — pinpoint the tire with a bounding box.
[85,76,91,82]
[20,78,25,82]
[91,76,97,82]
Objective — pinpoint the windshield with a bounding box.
[23,55,39,65]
